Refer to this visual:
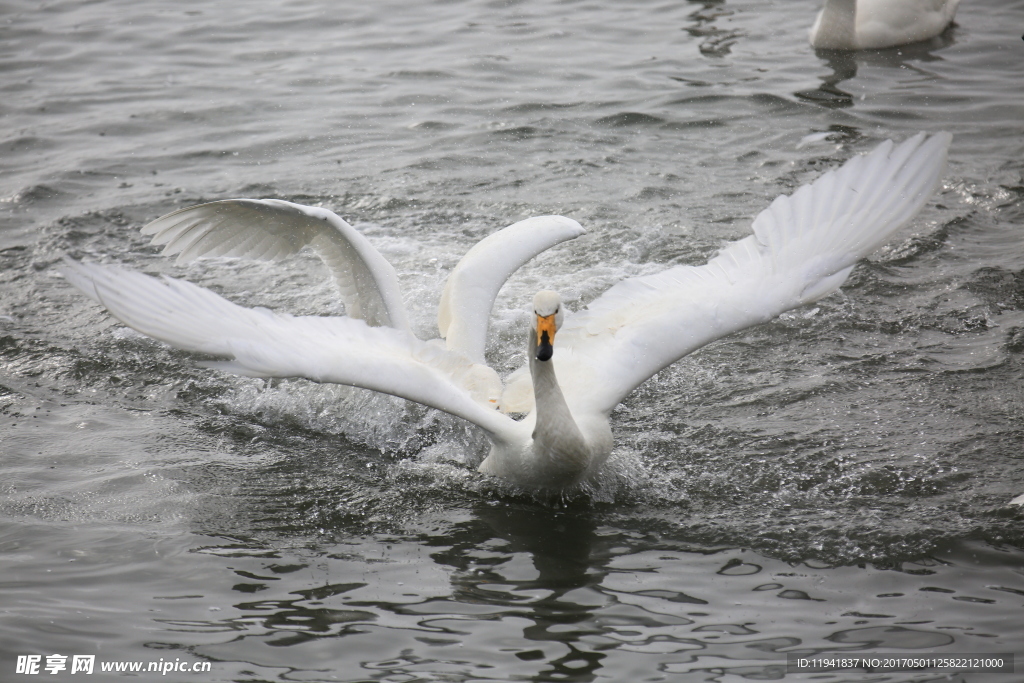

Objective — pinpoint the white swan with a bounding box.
[63,132,951,492]
[809,0,961,50]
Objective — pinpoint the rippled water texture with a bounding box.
[3,0,1024,680]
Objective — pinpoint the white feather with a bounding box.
[810,0,961,50]
[64,133,952,492]
[141,199,409,330]
[62,257,518,441]
[507,133,951,417]
[438,215,585,363]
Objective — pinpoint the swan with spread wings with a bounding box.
[64,132,951,491]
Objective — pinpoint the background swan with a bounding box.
[809,0,961,50]
[63,132,951,492]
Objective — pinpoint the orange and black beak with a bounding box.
[536,313,556,362]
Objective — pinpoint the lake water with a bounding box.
[3,0,1024,680]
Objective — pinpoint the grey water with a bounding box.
[2,0,1024,680]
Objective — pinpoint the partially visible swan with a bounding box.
[63,132,951,492]
[810,0,961,50]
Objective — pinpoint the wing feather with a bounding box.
[437,215,585,363]
[507,133,950,415]
[61,258,517,441]
[141,199,409,330]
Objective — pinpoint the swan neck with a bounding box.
[528,333,588,476]
[813,0,858,49]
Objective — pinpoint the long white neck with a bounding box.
[528,332,590,485]
[812,0,858,49]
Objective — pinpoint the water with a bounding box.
[3,0,1024,680]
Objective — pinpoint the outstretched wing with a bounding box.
[141,199,409,330]
[511,132,952,416]
[438,216,585,363]
[62,258,518,441]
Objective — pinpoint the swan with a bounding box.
[63,132,951,492]
[809,0,961,50]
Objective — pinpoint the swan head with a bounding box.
[532,290,563,362]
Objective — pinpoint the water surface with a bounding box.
[2,0,1024,680]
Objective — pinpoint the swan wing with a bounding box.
[62,258,517,441]
[438,216,585,363]
[516,132,951,415]
[141,199,409,330]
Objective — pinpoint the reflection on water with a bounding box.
[454,504,607,679]
[150,503,1022,682]
[799,27,959,109]
[798,48,859,108]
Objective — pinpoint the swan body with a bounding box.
[63,132,951,492]
[809,0,961,50]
